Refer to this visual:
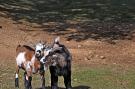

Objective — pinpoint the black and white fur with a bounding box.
[35,37,72,89]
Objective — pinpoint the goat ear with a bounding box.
[43,41,47,47]
[54,36,60,43]
[31,42,35,48]
[43,41,47,44]
[43,44,46,48]
[33,44,36,49]
[39,40,43,44]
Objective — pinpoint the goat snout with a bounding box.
[35,50,41,57]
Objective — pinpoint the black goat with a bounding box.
[44,37,72,89]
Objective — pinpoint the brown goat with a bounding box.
[15,45,45,89]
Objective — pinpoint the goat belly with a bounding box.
[16,52,26,67]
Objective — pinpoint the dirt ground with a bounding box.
[1,1,135,88]
[0,14,135,69]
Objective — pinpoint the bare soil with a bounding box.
[0,11,135,69]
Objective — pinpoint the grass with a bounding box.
[1,59,135,89]
[72,65,135,89]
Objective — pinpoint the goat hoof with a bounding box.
[51,86,58,89]
[66,87,72,89]
[15,78,19,88]
[42,86,45,89]
[67,88,72,89]
[29,86,32,89]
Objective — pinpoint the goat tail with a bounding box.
[17,44,21,47]
[16,44,21,49]
[16,44,22,52]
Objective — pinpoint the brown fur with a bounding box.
[15,45,45,89]
[16,45,40,72]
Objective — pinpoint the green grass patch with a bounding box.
[72,65,135,89]
[1,60,135,89]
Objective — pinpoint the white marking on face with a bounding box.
[40,48,51,64]
[44,49,51,56]
[40,49,52,64]
[35,43,45,57]
[35,43,44,52]
[15,74,18,78]
[16,52,26,67]
[40,56,45,63]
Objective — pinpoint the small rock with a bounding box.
[78,44,82,48]
[125,36,132,40]
[66,41,69,43]
[129,24,133,26]
[84,57,88,60]
[84,57,90,60]
[89,54,93,58]
[95,55,99,58]
[100,56,105,59]
[88,51,93,54]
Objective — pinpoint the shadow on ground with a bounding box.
[0,0,135,42]
[35,85,90,89]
